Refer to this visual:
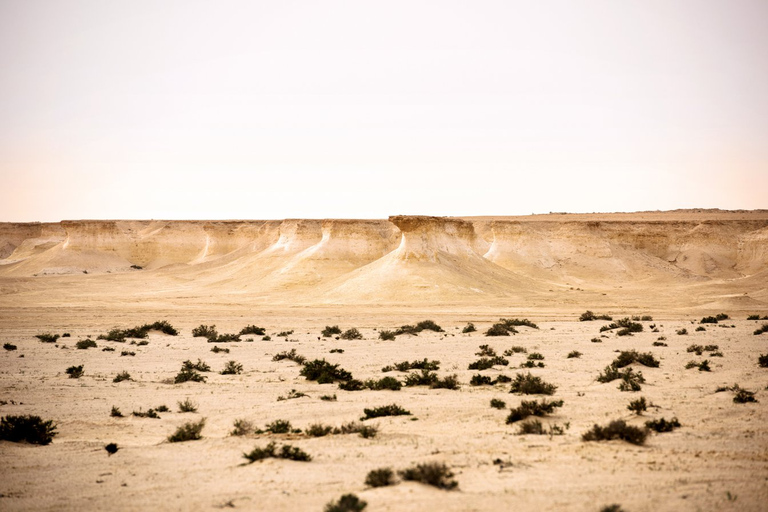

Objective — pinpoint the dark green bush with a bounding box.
[579,311,612,321]
[36,333,59,343]
[468,356,509,370]
[676,328,688,335]
[65,365,84,379]
[3,343,17,351]
[733,387,758,403]
[322,325,342,337]
[383,358,439,372]
[754,324,768,335]
[105,442,118,455]
[240,325,265,336]
[416,320,444,332]
[75,339,97,350]
[431,374,459,390]
[567,351,582,358]
[509,373,557,395]
[645,417,680,432]
[462,323,477,333]
[113,371,131,383]
[490,398,506,409]
[243,441,311,463]
[335,421,378,438]
[399,462,458,490]
[324,494,366,512]
[230,419,255,436]
[500,318,538,329]
[506,399,564,423]
[597,366,646,391]
[627,397,647,415]
[0,415,57,445]
[339,379,366,391]
[210,333,240,343]
[192,325,217,338]
[178,398,198,413]
[582,419,647,445]
[365,376,402,391]
[503,346,527,355]
[700,316,719,324]
[277,330,294,337]
[759,354,768,368]
[211,346,229,354]
[340,328,363,340]
[132,408,160,419]
[365,467,396,487]
[470,374,494,386]
[174,367,206,384]
[378,330,396,341]
[476,344,497,357]
[265,419,292,434]
[272,348,306,365]
[611,350,659,368]
[394,325,420,336]
[110,406,123,417]
[361,404,411,420]
[485,323,514,336]
[300,359,352,383]
[306,423,334,437]
[220,360,243,375]
[182,359,211,372]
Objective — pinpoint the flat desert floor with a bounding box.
[1,307,767,512]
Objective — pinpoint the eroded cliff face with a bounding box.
[1,212,766,305]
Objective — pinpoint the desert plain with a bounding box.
[1,210,767,511]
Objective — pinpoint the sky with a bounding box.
[1,0,767,221]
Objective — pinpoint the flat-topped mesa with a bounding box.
[388,215,483,262]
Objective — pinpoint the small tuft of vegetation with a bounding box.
[462,322,477,333]
[509,373,557,395]
[340,328,363,340]
[431,374,460,390]
[611,350,660,368]
[36,333,60,343]
[210,346,229,354]
[324,494,366,512]
[490,398,506,409]
[365,467,396,488]
[3,342,17,351]
[399,462,458,490]
[476,344,497,357]
[582,419,648,445]
[335,421,378,438]
[645,417,681,432]
[120,351,135,357]
[230,419,255,436]
[403,369,438,387]
[322,325,342,337]
[685,360,711,372]
[468,356,509,370]
[75,339,97,350]
[277,330,294,337]
[329,348,344,354]
[754,323,768,336]
[503,346,527,355]
[320,394,337,401]
[470,374,493,386]
[485,323,515,336]
[182,359,211,372]
[65,365,84,379]
[676,328,688,335]
[339,379,366,391]
[733,387,758,403]
[178,398,198,413]
[758,354,768,368]
[364,376,402,391]
[300,359,353,383]
[277,389,308,401]
[596,366,646,391]
[652,341,667,347]
[174,367,207,384]
[243,442,312,463]
[306,423,334,437]
[567,351,582,358]
[272,348,306,365]
[0,415,58,445]
[132,408,160,419]
[110,406,123,417]
[361,404,411,420]
[113,371,131,383]
[220,360,243,375]
[378,330,396,340]
[265,419,293,434]
[239,325,265,336]
[168,418,205,443]
[627,397,647,415]
[192,324,217,338]
[506,399,564,424]
[579,311,612,321]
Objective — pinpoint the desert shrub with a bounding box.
[600,505,626,512]
[262,335,271,341]
[394,324,419,336]
[700,316,719,324]
[758,354,768,368]
[404,369,438,387]
[378,330,396,340]
[105,442,118,455]
[476,344,497,357]
[167,418,205,442]
[110,406,123,417]
[462,323,476,333]
[75,339,97,350]
[470,374,494,386]
[468,356,509,370]
[182,359,211,372]
[329,348,344,354]
[277,389,308,401]
[687,344,704,356]
[506,399,564,423]
[211,333,240,343]
[676,328,688,335]
[582,419,647,445]
[177,398,198,413]
[277,330,294,337]
[306,423,334,437]
[220,360,243,375]
[132,408,160,419]
[324,494,366,512]
[272,348,306,365]
[339,379,366,391]
[640,315,653,321]
[685,360,711,372]
[611,350,659,368]
[580,311,612,321]
[365,468,396,488]
[36,333,59,343]
[320,394,337,401]
[716,313,729,320]
[627,397,647,415]
[365,376,402,391]
[500,318,538,329]
[174,367,206,384]
[520,360,544,368]
[563,350,582,359]
[614,318,643,336]
[527,353,544,361]
[416,320,444,332]
[399,462,458,490]
[192,325,217,338]
[301,359,352,383]
[3,343,17,351]
[65,365,84,379]
[265,419,293,434]
[652,341,667,347]
[383,358,440,372]
[733,387,758,403]
[591,337,602,343]
[645,417,680,432]
[322,325,342,337]
[210,346,229,354]
[155,405,169,412]
[597,366,646,391]
[754,324,768,335]
[121,351,135,357]
[495,375,512,383]
[748,314,760,320]
[62,332,70,337]
[516,419,545,435]
[509,373,557,395]
[340,328,363,340]
[503,346,527,355]
[0,415,57,445]
[243,442,312,463]
[695,326,706,332]
[113,371,131,383]
[490,398,506,409]
[230,419,255,436]
[485,323,514,336]
[239,325,265,336]
[431,374,460,390]
[362,404,411,420]
[336,421,378,438]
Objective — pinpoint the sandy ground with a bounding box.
[1,307,767,512]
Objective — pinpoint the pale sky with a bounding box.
[1,0,767,221]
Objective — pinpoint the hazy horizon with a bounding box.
[2,1,767,222]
